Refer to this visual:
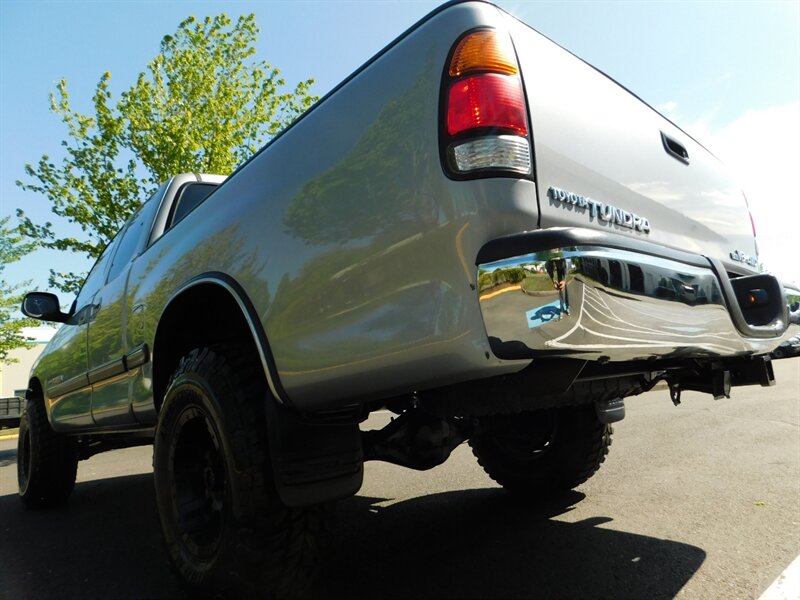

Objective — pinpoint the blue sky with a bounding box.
[1,0,798,293]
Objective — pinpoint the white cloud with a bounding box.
[683,102,800,286]
[656,100,678,114]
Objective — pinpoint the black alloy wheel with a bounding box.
[169,402,228,560]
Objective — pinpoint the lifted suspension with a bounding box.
[362,407,471,471]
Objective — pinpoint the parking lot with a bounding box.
[0,359,797,599]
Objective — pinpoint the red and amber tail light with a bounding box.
[441,28,531,177]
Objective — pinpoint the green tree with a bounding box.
[0,217,38,364]
[17,13,317,293]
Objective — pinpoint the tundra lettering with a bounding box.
[548,185,652,233]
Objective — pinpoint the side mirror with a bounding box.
[21,292,69,323]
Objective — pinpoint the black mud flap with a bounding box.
[264,396,364,507]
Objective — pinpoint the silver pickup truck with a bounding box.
[18,1,799,597]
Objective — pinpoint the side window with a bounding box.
[70,184,169,310]
[106,184,167,283]
[106,219,141,284]
[74,234,120,308]
[167,183,218,229]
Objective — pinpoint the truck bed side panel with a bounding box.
[128,3,543,410]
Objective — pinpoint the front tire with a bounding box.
[153,346,329,599]
[17,398,78,508]
[469,404,612,496]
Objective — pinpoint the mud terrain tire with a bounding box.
[154,346,330,599]
[469,404,612,495]
[18,398,78,508]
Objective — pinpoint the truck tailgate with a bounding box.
[506,15,757,269]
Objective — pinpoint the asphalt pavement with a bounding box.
[0,359,797,599]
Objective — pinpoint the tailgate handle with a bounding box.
[660,131,690,165]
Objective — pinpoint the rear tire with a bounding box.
[17,398,78,508]
[153,346,330,599]
[469,404,612,496]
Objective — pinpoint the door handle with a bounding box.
[660,131,690,165]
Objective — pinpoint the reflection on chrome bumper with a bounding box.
[787,287,800,326]
[478,243,786,361]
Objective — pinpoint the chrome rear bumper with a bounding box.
[477,229,793,362]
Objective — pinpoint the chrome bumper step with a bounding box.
[477,229,793,362]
